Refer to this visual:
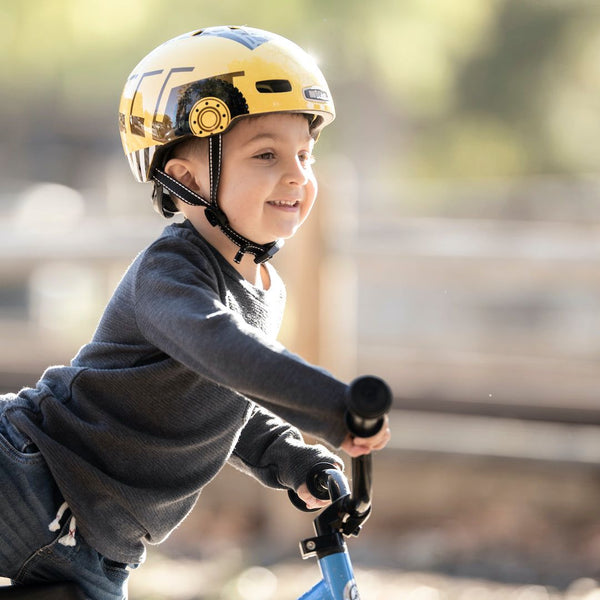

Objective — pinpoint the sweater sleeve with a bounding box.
[228,404,344,491]
[133,237,349,447]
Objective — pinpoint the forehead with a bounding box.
[227,113,313,143]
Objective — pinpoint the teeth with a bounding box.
[270,200,297,206]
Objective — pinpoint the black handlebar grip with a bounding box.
[345,376,392,438]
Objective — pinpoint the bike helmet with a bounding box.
[118,26,335,263]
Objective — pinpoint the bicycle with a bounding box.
[0,375,391,600]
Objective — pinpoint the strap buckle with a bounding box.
[253,240,284,264]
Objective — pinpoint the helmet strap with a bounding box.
[152,134,283,264]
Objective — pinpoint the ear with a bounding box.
[164,158,197,190]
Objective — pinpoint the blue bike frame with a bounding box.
[299,550,358,600]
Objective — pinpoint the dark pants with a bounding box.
[0,396,130,600]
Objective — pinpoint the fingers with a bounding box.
[340,415,391,457]
[354,426,391,451]
[295,483,330,510]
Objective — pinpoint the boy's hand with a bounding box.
[296,483,331,510]
[341,414,391,457]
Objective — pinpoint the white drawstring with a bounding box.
[49,501,77,547]
[48,501,68,531]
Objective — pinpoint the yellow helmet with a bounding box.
[118,25,336,184]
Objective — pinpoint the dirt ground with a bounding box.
[3,565,600,599]
[127,555,600,599]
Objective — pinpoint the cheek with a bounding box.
[302,178,318,216]
[308,173,318,198]
[217,179,251,216]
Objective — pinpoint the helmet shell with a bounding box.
[118,26,335,183]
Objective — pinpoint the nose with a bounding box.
[283,155,310,186]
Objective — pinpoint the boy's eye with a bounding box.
[255,151,276,160]
[299,152,315,166]
[253,150,315,165]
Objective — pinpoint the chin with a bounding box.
[250,220,304,243]
[274,226,302,241]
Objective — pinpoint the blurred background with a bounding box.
[2,0,600,598]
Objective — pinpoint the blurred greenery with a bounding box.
[2,0,600,198]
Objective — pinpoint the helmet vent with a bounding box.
[256,79,292,93]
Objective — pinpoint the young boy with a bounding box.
[0,26,390,600]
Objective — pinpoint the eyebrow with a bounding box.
[241,131,313,147]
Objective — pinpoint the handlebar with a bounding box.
[310,375,391,495]
[292,376,392,544]
[345,375,392,438]
[344,375,391,515]
[296,376,392,559]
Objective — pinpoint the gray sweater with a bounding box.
[9,221,348,563]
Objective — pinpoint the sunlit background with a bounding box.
[2,1,600,598]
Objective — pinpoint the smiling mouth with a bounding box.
[267,200,300,208]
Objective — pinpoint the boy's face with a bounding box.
[187,113,318,245]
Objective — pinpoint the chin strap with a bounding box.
[152,135,283,264]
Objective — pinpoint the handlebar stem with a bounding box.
[320,468,350,502]
[351,454,373,515]
[311,456,372,539]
